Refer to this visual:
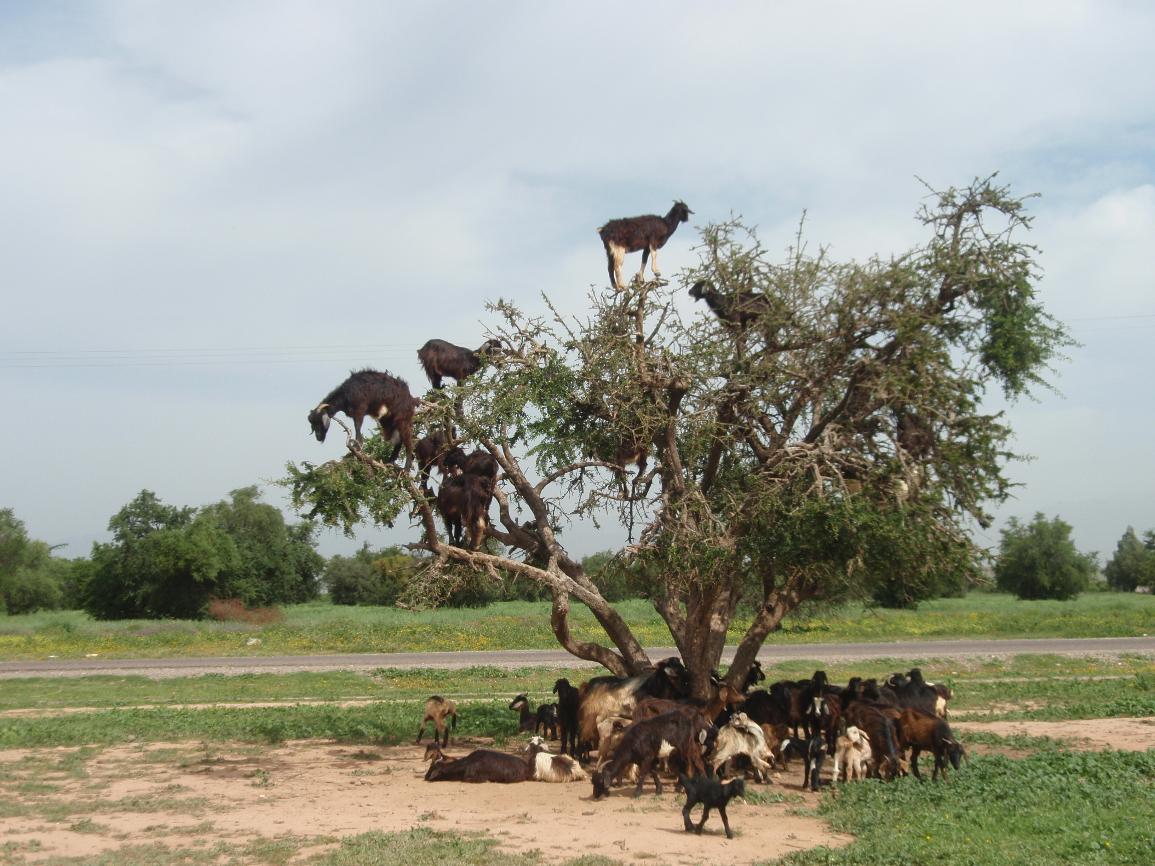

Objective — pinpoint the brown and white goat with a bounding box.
[417,338,503,390]
[577,657,691,754]
[415,695,458,747]
[710,712,774,783]
[525,736,588,782]
[307,369,417,465]
[598,201,692,290]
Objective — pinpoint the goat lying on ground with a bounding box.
[591,710,709,799]
[598,201,692,290]
[417,338,503,390]
[424,747,532,783]
[832,726,873,782]
[509,694,537,733]
[307,369,417,465]
[679,773,746,840]
[415,695,458,747]
[525,736,588,782]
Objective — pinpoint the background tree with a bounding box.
[83,488,321,620]
[994,513,1097,600]
[1103,527,1154,592]
[0,508,66,614]
[288,177,1071,697]
[325,544,416,606]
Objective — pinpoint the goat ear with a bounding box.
[698,729,708,745]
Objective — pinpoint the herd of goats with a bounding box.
[412,659,965,839]
[304,200,769,551]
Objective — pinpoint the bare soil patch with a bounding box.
[953,716,1155,750]
[0,738,850,865]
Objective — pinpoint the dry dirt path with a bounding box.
[3,636,1154,679]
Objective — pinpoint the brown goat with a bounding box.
[414,430,464,495]
[436,473,492,550]
[415,695,458,747]
[598,201,692,290]
[307,369,417,466]
[591,710,710,799]
[417,338,503,390]
[576,658,691,753]
[895,707,964,781]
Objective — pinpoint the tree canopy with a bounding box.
[994,513,1097,600]
[83,488,322,620]
[1103,527,1155,593]
[0,508,67,614]
[288,177,1072,696]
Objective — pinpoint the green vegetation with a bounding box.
[1105,527,1155,592]
[0,508,84,614]
[995,513,1097,600]
[82,488,323,620]
[781,750,1155,865]
[2,593,1152,660]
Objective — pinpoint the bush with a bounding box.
[206,598,284,624]
[995,513,1096,601]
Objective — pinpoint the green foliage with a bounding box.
[0,508,73,615]
[783,751,1155,866]
[325,544,416,606]
[81,489,321,620]
[995,513,1097,600]
[1104,527,1155,592]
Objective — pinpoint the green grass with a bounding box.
[777,749,1155,865]
[1,592,1152,660]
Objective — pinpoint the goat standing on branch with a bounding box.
[598,200,692,290]
[417,338,503,390]
[306,369,417,466]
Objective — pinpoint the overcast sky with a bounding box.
[2,1,1152,566]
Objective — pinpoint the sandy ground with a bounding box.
[0,738,852,865]
[2,718,1153,865]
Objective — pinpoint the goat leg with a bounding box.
[719,805,734,839]
[695,805,711,835]
[910,747,923,780]
[682,802,697,833]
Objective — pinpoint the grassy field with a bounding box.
[1,592,1152,660]
[0,655,1152,865]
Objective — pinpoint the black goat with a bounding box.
[679,773,746,839]
[553,678,581,757]
[436,473,492,550]
[801,734,826,791]
[307,369,417,465]
[509,694,537,733]
[423,747,532,783]
[689,280,773,327]
[417,338,502,390]
[591,709,710,799]
[535,703,560,740]
[446,449,499,489]
[888,668,940,716]
[598,201,692,290]
[414,431,463,495]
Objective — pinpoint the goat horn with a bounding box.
[315,403,330,413]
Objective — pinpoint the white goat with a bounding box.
[525,736,588,783]
[711,712,774,782]
[832,725,873,782]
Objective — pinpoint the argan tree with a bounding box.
[288,177,1070,698]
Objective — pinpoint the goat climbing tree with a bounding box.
[286,177,1071,699]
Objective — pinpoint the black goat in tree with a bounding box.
[598,201,692,290]
[417,338,503,390]
[306,369,417,466]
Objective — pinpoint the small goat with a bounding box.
[688,280,773,327]
[832,726,873,783]
[307,369,417,465]
[801,734,826,791]
[417,338,503,390]
[552,678,582,758]
[525,736,588,782]
[535,703,560,740]
[509,694,537,733]
[598,201,692,290]
[436,473,492,550]
[415,695,458,747]
[679,773,746,839]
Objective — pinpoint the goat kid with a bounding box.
[679,774,746,840]
[415,695,458,747]
[832,726,873,783]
